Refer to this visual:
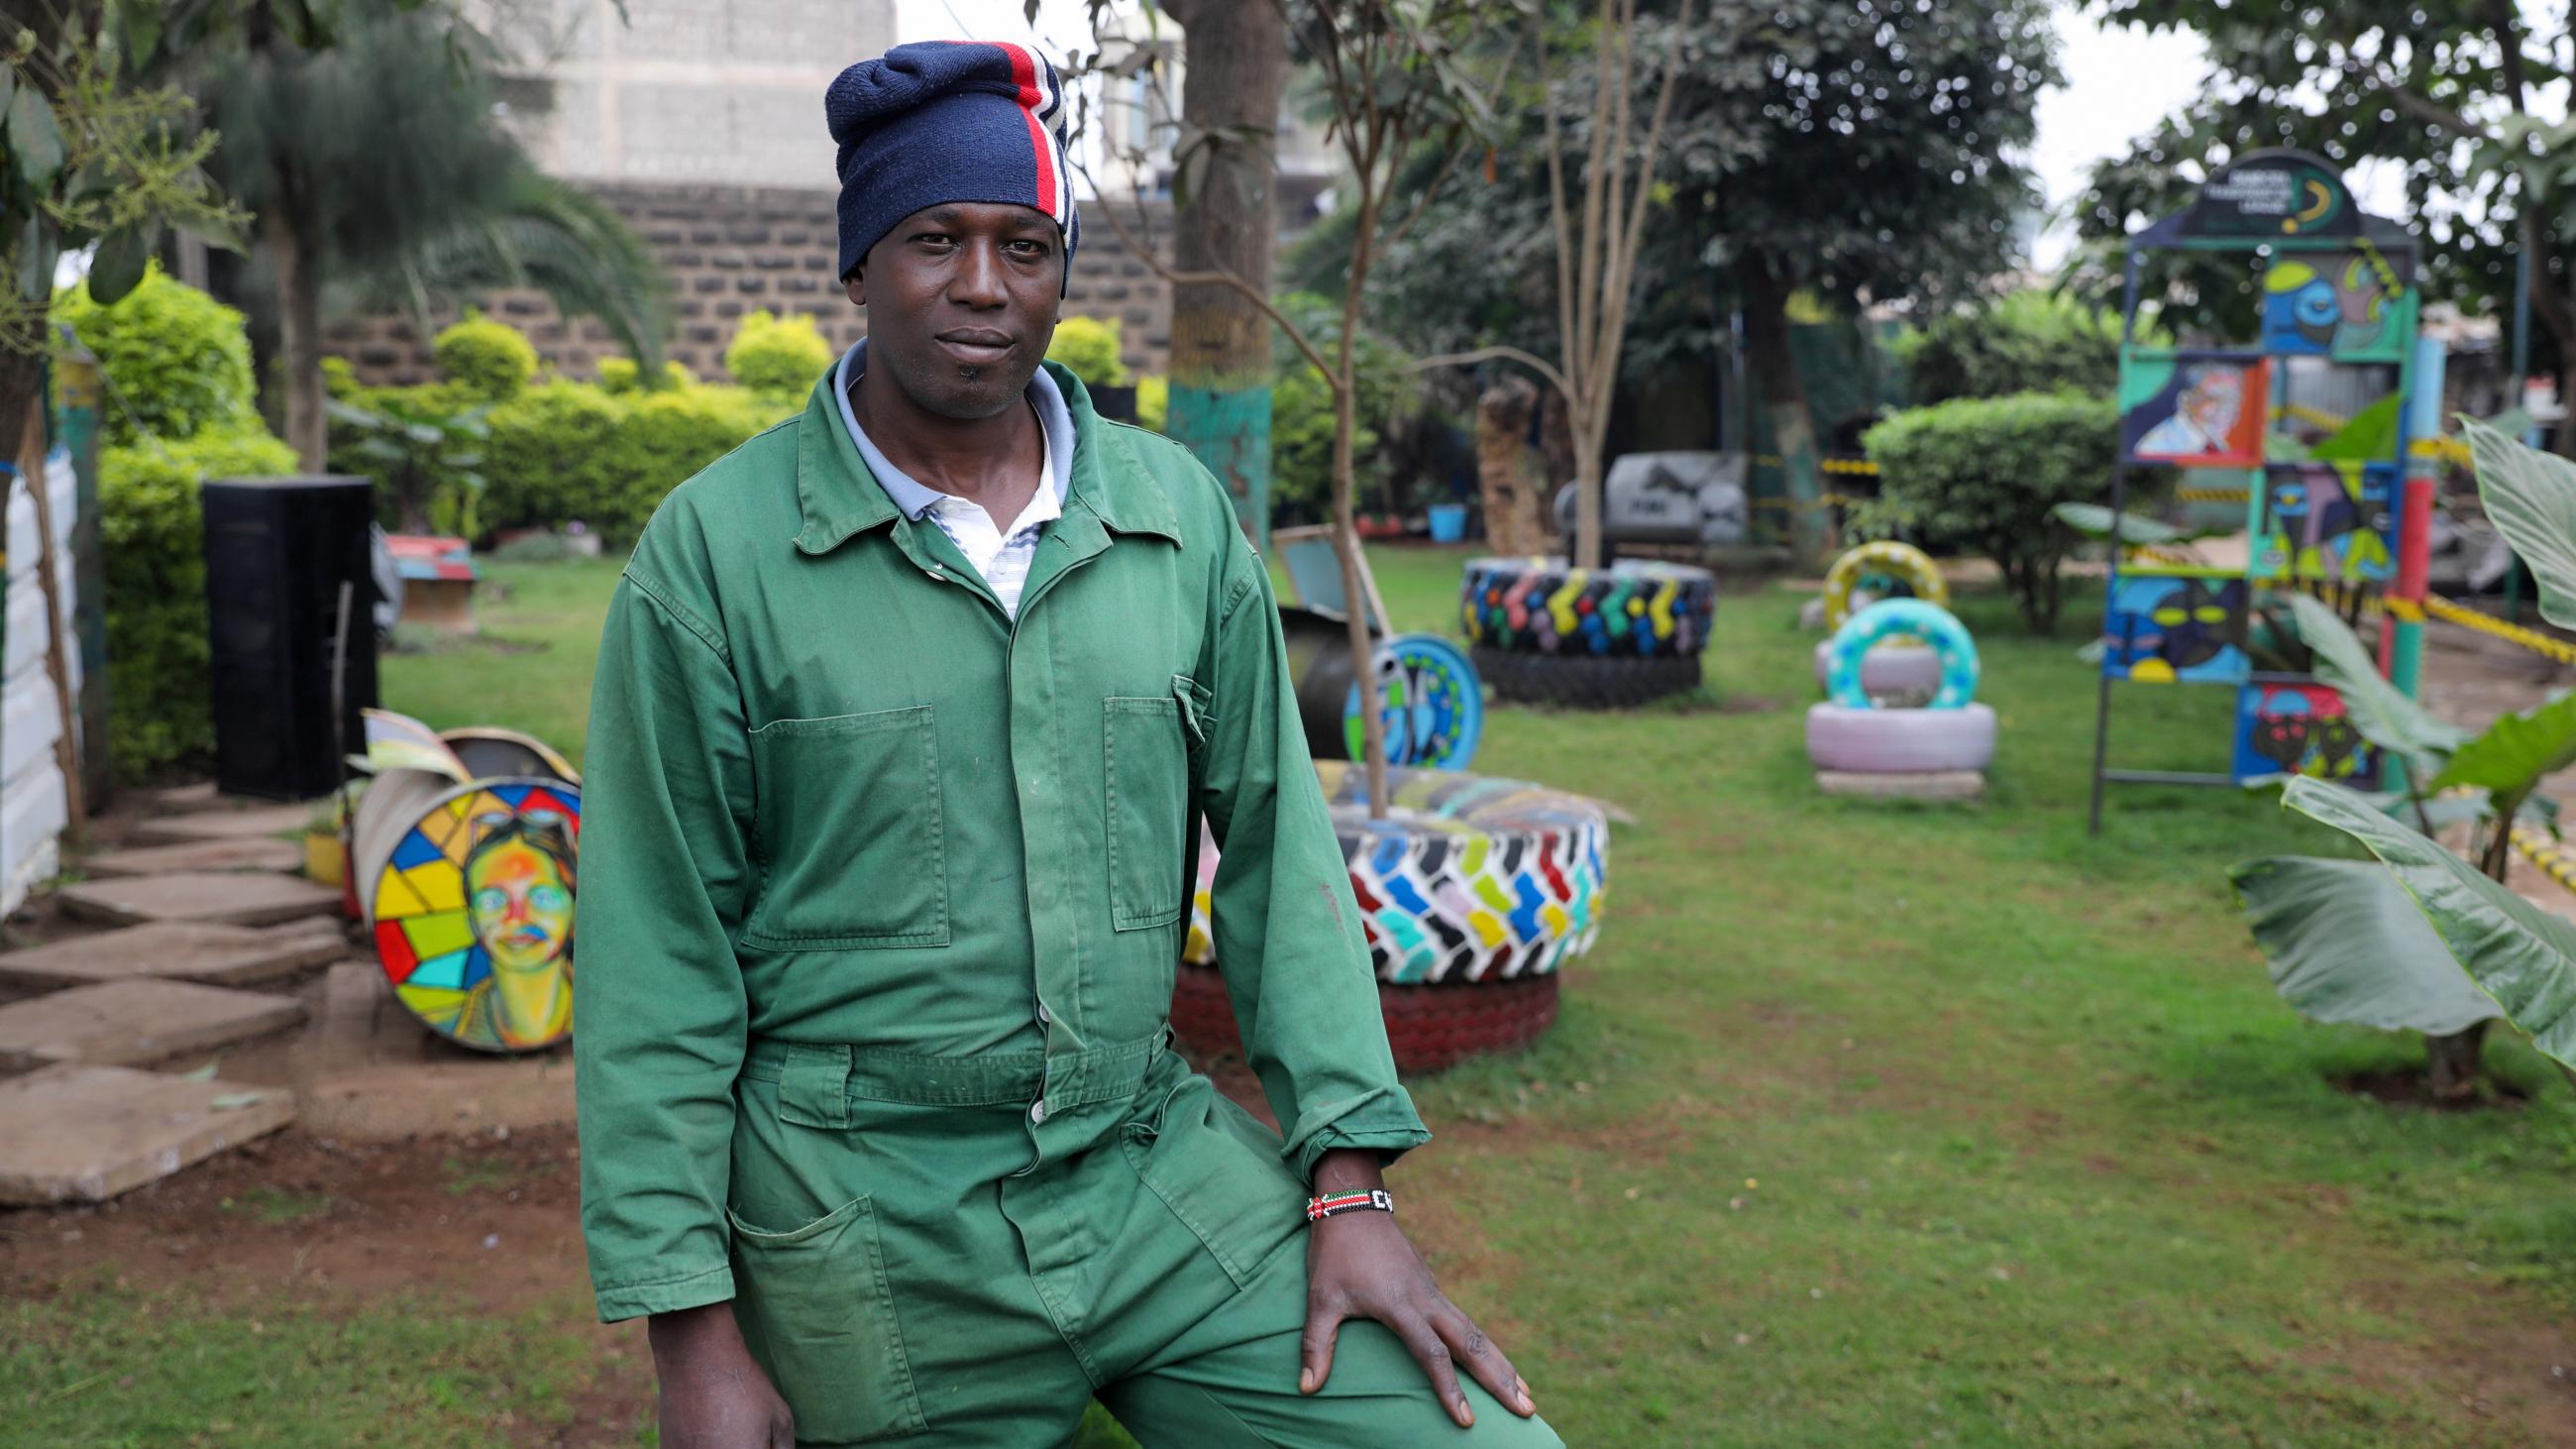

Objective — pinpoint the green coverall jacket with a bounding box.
[574,363,1431,1327]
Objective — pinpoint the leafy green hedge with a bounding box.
[432,310,539,400]
[724,308,833,395]
[54,265,266,447]
[98,429,300,780]
[1046,315,1128,388]
[1860,390,2120,633]
[478,380,787,539]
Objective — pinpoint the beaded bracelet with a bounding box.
[1306,1188,1396,1222]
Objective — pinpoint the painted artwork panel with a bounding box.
[2252,462,2397,583]
[2100,571,2251,684]
[2231,680,2378,785]
[2118,350,2272,468]
[2261,248,2418,362]
[370,781,582,1053]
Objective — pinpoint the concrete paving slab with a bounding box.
[0,979,305,1071]
[1815,769,1986,801]
[56,872,342,929]
[0,1062,295,1204]
[83,836,306,878]
[146,781,220,812]
[278,960,575,1141]
[131,802,317,846]
[0,922,346,992]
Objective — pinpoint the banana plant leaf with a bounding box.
[2283,777,2576,1070]
[2053,502,2182,544]
[2231,855,2501,1035]
[2462,415,2576,631]
[2425,690,2576,809]
[2284,594,2469,767]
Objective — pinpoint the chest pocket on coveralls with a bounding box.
[742,705,949,949]
[1104,676,1208,932]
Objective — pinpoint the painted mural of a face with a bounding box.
[464,813,577,1048]
[2177,367,2243,446]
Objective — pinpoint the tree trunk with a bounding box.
[1337,187,1389,820]
[2424,1022,2488,1101]
[0,350,43,499]
[1741,253,1829,567]
[268,203,327,472]
[1162,0,1288,544]
[1475,376,1547,555]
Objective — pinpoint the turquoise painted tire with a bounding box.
[1826,600,1979,710]
[1810,637,1945,699]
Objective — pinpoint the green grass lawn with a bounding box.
[27,543,2571,1444]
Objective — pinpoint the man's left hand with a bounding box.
[1300,1149,1537,1427]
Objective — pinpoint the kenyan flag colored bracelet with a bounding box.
[1306,1188,1396,1222]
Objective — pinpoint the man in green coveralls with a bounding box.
[574,41,1562,1448]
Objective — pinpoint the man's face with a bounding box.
[844,202,1064,420]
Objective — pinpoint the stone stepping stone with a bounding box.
[130,802,317,846]
[84,836,306,879]
[0,1062,295,1204]
[56,872,342,929]
[0,921,345,993]
[147,781,221,812]
[1814,769,1986,801]
[0,979,305,1071]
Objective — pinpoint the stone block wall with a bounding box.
[325,181,1176,389]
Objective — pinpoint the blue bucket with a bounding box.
[1427,502,1468,543]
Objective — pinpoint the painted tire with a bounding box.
[1458,557,1716,658]
[1826,600,1979,710]
[357,775,583,1054]
[1183,761,1609,984]
[1346,632,1484,771]
[1822,541,1947,631]
[1471,646,1702,709]
[1172,965,1559,1074]
[1810,638,1945,699]
[1805,703,1997,773]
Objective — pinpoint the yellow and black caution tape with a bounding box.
[2513,824,2576,898]
[2175,486,2251,504]
[1752,454,1880,477]
[1748,493,1862,511]
[2413,595,2576,668]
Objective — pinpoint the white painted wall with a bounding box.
[3,448,80,915]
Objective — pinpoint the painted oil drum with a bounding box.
[1185,761,1608,985]
[358,774,582,1054]
[1824,600,1980,710]
[1458,557,1715,658]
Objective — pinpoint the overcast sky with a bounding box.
[903,2,2239,268]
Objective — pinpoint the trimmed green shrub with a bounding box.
[53,265,264,447]
[1859,390,2121,633]
[432,310,540,400]
[481,378,788,540]
[724,309,834,394]
[1134,375,1168,433]
[597,357,698,393]
[1046,315,1128,388]
[99,429,299,780]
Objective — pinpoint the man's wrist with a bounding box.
[1309,1146,1388,1196]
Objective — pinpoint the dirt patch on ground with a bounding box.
[2332,1067,2532,1112]
[2309,1276,2576,1446]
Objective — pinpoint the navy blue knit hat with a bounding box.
[825,42,1081,292]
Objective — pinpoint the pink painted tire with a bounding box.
[1810,638,1945,699]
[1804,703,1997,773]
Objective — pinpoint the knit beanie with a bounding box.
[825,42,1081,294]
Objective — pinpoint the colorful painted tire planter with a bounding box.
[1822,540,1947,631]
[1805,600,1996,776]
[356,774,582,1054]
[1809,638,1944,700]
[1177,762,1608,1071]
[1459,557,1716,708]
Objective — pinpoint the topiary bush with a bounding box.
[481,378,788,540]
[98,429,300,781]
[1859,390,2122,633]
[723,308,834,395]
[597,357,698,394]
[53,264,265,447]
[1046,315,1128,388]
[432,310,540,400]
[1134,375,1168,432]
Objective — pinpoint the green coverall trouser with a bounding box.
[729,1039,1560,1446]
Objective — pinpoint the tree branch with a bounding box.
[1411,344,1571,399]
[1081,173,1338,383]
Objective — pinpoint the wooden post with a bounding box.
[19,398,87,834]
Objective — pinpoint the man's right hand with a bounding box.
[648,1302,796,1448]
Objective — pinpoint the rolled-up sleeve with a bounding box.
[1200,537,1431,1181]
[574,564,756,1323]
